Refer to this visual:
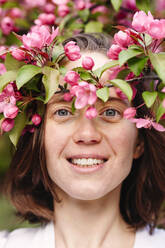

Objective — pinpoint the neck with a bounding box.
[53,187,135,248]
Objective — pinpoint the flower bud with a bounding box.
[1,16,14,35]
[1,118,14,132]
[58,4,70,17]
[64,71,80,85]
[64,41,81,61]
[11,48,26,61]
[107,44,123,60]
[32,114,42,126]
[114,31,133,48]
[63,92,73,102]
[82,56,94,70]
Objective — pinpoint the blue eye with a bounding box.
[55,109,71,116]
[103,109,120,117]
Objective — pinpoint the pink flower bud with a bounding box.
[44,3,55,13]
[107,44,123,60]
[4,105,19,119]
[114,31,133,48]
[1,16,15,35]
[11,48,26,61]
[123,107,136,120]
[82,56,94,70]
[10,8,23,18]
[1,118,14,132]
[32,114,42,126]
[58,4,70,17]
[85,107,98,119]
[75,0,86,10]
[92,6,109,14]
[64,71,80,85]
[37,13,56,25]
[0,0,7,4]
[64,41,81,61]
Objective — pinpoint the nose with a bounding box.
[72,116,102,145]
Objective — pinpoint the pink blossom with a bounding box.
[22,25,59,50]
[1,118,14,132]
[52,0,69,5]
[0,63,6,75]
[82,56,94,70]
[64,41,81,61]
[123,107,136,119]
[58,4,70,17]
[0,83,17,114]
[64,71,80,86]
[11,48,26,61]
[1,16,15,35]
[114,31,133,48]
[70,82,97,109]
[24,0,46,8]
[85,106,98,119]
[132,11,154,33]
[131,118,165,131]
[107,44,124,60]
[92,5,109,14]
[75,0,86,10]
[32,113,42,126]
[10,8,24,18]
[44,3,55,13]
[148,19,165,39]
[156,0,165,11]
[35,13,56,26]
[4,104,19,119]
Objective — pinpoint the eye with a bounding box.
[100,108,122,122]
[54,109,71,117]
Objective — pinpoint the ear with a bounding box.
[133,138,144,159]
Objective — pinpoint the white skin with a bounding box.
[44,52,143,248]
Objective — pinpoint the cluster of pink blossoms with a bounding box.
[63,54,98,119]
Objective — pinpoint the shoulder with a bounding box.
[0,222,54,248]
[135,227,165,248]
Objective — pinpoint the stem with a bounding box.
[126,75,160,83]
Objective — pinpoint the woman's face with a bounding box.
[44,52,140,200]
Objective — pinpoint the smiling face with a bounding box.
[44,52,141,201]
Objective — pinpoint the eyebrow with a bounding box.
[48,93,129,108]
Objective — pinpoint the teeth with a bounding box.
[71,158,105,167]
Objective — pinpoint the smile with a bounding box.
[69,158,106,167]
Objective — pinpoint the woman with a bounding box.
[0,33,165,247]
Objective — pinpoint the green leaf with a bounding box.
[136,0,151,12]
[9,112,27,147]
[110,79,133,101]
[85,21,103,33]
[93,61,119,78]
[16,65,42,90]
[119,48,143,66]
[42,66,60,103]
[52,45,65,63]
[148,51,165,83]
[156,102,165,122]
[78,9,90,22]
[0,70,17,92]
[128,57,148,76]
[5,53,25,71]
[111,0,122,11]
[142,91,158,108]
[96,87,109,102]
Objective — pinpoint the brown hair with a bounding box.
[4,33,165,232]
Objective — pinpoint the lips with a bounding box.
[67,154,108,167]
